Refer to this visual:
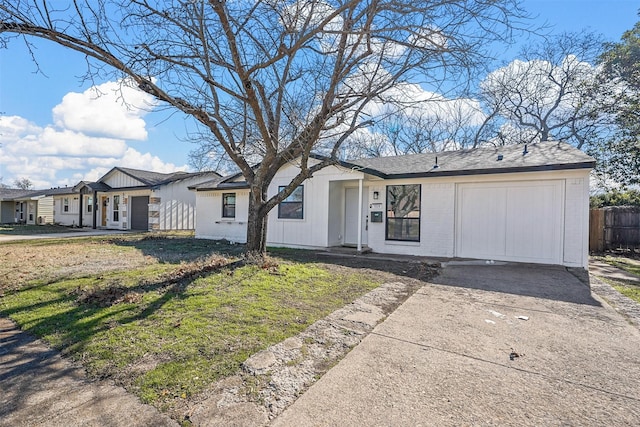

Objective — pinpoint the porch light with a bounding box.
[373,191,379,200]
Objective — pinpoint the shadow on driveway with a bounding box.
[432,262,601,306]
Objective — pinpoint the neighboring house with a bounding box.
[191,141,595,268]
[72,167,221,231]
[0,188,38,224]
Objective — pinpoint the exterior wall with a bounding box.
[195,190,250,241]
[265,163,363,248]
[195,164,363,245]
[36,196,54,224]
[364,169,590,268]
[1,201,15,223]
[194,163,590,268]
[102,171,144,188]
[327,181,345,246]
[53,195,81,226]
[152,176,204,231]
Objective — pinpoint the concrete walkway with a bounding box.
[0,229,135,242]
[0,317,177,427]
[272,263,640,426]
[589,258,640,284]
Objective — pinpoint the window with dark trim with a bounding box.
[63,198,69,212]
[87,196,93,213]
[278,185,304,219]
[386,184,420,241]
[113,195,120,222]
[222,193,236,218]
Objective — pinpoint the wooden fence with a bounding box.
[590,206,640,252]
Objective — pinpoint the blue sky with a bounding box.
[0,0,638,188]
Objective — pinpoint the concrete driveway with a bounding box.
[272,263,640,426]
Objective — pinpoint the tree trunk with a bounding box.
[245,184,269,259]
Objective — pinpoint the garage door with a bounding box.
[130,196,150,230]
[456,181,563,264]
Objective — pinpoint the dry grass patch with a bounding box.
[0,235,387,414]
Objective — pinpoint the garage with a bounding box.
[455,180,564,264]
[130,196,150,230]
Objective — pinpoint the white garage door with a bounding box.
[456,180,564,264]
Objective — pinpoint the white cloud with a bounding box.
[52,79,157,140]
[0,80,187,189]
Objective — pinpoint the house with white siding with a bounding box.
[72,167,221,231]
[191,142,595,268]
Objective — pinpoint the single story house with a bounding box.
[0,188,38,224]
[71,167,221,231]
[190,141,595,268]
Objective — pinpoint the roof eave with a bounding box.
[381,161,595,180]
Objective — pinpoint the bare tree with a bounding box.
[13,177,33,190]
[477,31,616,150]
[1,0,527,256]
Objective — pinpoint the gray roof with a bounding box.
[107,167,220,188]
[0,188,39,201]
[191,141,594,190]
[188,176,229,191]
[347,141,595,178]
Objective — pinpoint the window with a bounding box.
[113,195,120,222]
[222,193,236,218]
[278,185,304,219]
[386,184,420,241]
[86,196,93,213]
[63,198,69,212]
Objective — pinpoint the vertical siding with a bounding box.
[103,171,145,188]
[422,183,455,257]
[155,176,219,231]
[563,176,589,268]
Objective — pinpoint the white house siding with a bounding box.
[266,163,364,249]
[364,169,590,268]
[53,195,81,226]
[102,171,145,188]
[152,177,204,230]
[195,190,250,241]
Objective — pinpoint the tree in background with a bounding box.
[13,177,33,190]
[478,32,615,150]
[598,20,640,187]
[0,0,527,256]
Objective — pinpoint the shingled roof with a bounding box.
[190,141,594,190]
[0,188,39,201]
[102,167,221,189]
[346,141,595,179]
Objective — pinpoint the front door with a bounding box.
[344,186,368,246]
[101,196,108,227]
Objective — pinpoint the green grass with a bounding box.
[0,237,380,408]
[599,256,640,304]
[612,284,640,303]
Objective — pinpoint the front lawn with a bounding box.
[0,235,386,413]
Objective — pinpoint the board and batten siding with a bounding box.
[364,169,590,268]
[102,171,145,188]
[151,176,214,231]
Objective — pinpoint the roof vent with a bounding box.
[523,144,529,156]
[497,154,503,161]
[433,156,439,169]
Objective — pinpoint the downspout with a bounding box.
[92,190,98,229]
[357,178,363,252]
